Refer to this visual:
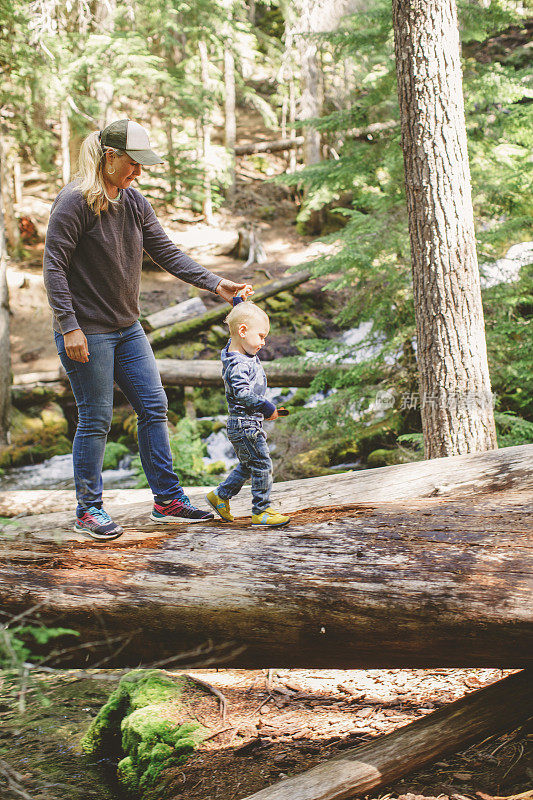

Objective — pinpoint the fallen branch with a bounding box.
[241,669,533,800]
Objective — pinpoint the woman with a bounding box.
[43,119,249,540]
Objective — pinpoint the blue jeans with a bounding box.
[217,417,272,514]
[54,321,185,514]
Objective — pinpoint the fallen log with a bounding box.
[1,444,530,518]
[155,358,350,387]
[141,296,207,332]
[241,668,533,800]
[11,356,348,398]
[148,269,312,349]
[0,448,532,667]
[234,136,305,155]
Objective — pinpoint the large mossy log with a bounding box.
[242,669,533,800]
[0,447,532,669]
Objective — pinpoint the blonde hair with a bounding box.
[74,130,125,215]
[225,301,269,337]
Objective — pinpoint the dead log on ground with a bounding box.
[155,358,351,387]
[141,296,207,332]
[148,269,311,348]
[1,444,530,519]
[0,449,531,667]
[234,137,305,155]
[241,668,533,800]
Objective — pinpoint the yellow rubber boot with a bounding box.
[251,507,290,527]
[205,490,234,522]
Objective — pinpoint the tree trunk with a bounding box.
[0,138,11,448]
[0,135,20,252]
[241,669,533,800]
[224,34,236,201]
[93,0,116,127]
[164,118,177,197]
[392,0,497,459]
[1,443,530,517]
[60,101,70,185]
[0,455,531,668]
[198,39,214,225]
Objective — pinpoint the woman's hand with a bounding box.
[216,278,253,304]
[64,329,89,363]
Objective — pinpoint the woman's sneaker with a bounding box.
[205,490,234,522]
[75,506,124,540]
[251,507,290,528]
[150,496,214,524]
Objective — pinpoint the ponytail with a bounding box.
[74,130,124,215]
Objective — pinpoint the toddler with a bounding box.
[206,290,290,527]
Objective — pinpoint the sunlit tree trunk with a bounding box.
[224,41,236,202]
[392,0,497,458]
[0,138,20,252]
[198,39,214,224]
[60,101,70,185]
[0,134,11,448]
[94,0,116,127]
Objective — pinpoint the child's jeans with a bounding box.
[217,417,272,514]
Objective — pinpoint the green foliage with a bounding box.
[133,416,219,487]
[273,0,532,454]
[82,670,207,795]
[103,442,131,470]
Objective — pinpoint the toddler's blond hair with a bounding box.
[225,301,269,337]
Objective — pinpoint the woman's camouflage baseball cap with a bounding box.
[99,119,163,166]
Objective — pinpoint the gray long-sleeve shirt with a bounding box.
[43,182,221,334]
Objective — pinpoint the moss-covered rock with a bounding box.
[82,670,208,797]
[367,447,416,468]
[0,404,71,467]
[102,442,131,470]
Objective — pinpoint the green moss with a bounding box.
[0,403,72,467]
[82,670,207,797]
[367,448,416,468]
[102,442,130,470]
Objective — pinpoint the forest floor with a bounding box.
[0,668,531,800]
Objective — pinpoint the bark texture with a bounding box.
[0,448,531,668]
[392,0,497,458]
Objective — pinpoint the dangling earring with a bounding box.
[107,166,116,175]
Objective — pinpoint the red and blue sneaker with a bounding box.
[75,506,124,540]
[150,496,214,524]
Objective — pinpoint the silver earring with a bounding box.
[107,167,116,175]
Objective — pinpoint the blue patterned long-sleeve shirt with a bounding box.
[221,296,276,420]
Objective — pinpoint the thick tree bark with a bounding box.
[241,669,533,800]
[0,452,531,668]
[392,0,497,459]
